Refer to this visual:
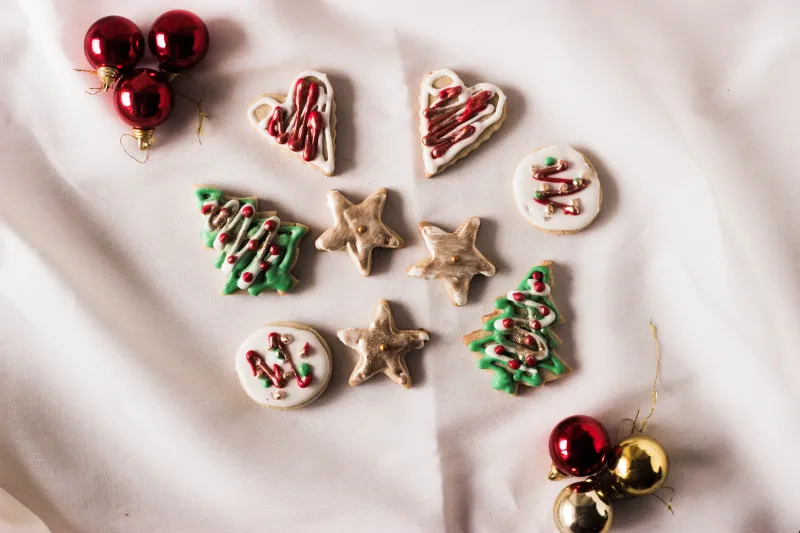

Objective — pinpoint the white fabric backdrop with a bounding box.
[2,0,799,531]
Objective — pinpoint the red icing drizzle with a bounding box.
[245,350,285,388]
[266,332,313,389]
[422,86,494,159]
[266,78,325,162]
[532,160,589,216]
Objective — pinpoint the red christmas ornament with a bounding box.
[148,10,210,73]
[114,68,174,150]
[83,16,144,91]
[548,415,611,478]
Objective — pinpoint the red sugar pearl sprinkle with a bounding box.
[525,355,536,366]
[539,305,550,317]
[263,220,277,231]
[201,204,214,215]
[241,205,255,218]
[259,261,269,271]
[227,255,238,264]
[269,244,282,256]
[248,239,259,251]
[530,320,542,330]
[241,272,254,283]
[218,232,229,244]
[502,318,515,329]
[508,359,521,370]
[531,271,543,281]
[533,281,546,292]
[512,292,525,302]
[523,335,535,346]
[494,345,506,355]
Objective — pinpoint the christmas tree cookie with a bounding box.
[195,186,308,295]
[463,261,570,395]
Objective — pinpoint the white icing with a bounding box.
[419,68,506,176]
[513,143,601,232]
[235,325,332,409]
[504,280,557,328]
[484,342,544,371]
[201,199,281,289]
[247,70,335,175]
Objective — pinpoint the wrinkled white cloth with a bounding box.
[1,0,799,532]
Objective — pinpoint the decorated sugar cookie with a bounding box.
[513,143,602,234]
[236,323,332,409]
[315,188,404,276]
[463,261,571,395]
[338,300,429,389]
[247,70,336,176]
[406,217,496,306]
[195,186,308,295]
[419,68,507,177]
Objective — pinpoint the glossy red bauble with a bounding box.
[549,415,611,478]
[114,68,174,149]
[148,10,210,73]
[83,16,144,90]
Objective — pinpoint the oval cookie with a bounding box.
[235,323,332,409]
[513,144,602,234]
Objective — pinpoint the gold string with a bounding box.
[119,134,150,164]
[614,418,635,445]
[73,69,106,94]
[632,320,661,434]
[653,486,675,514]
[171,71,209,145]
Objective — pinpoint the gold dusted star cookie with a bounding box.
[337,300,429,388]
[406,217,496,306]
[315,188,404,276]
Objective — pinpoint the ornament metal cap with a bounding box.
[131,127,155,150]
[95,66,119,92]
[548,463,568,481]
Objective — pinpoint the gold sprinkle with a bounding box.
[379,344,388,352]
[449,255,459,263]
[357,226,367,234]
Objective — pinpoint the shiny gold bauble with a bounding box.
[606,434,669,498]
[553,479,614,533]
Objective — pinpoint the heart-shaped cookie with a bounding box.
[419,68,507,177]
[247,70,336,176]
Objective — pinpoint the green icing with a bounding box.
[298,363,312,378]
[544,156,557,166]
[195,187,308,296]
[468,265,568,394]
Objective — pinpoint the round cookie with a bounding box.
[235,322,332,409]
[513,143,602,234]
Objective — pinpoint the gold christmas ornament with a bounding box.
[553,479,614,533]
[606,434,669,498]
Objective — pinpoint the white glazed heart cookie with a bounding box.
[235,323,333,409]
[513,143,602,234]
[419,68,507,177]
[247,70,336,176]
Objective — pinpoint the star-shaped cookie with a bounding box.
[315,188,404,276]
[338,300,429,388]
[406,217,496,306]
